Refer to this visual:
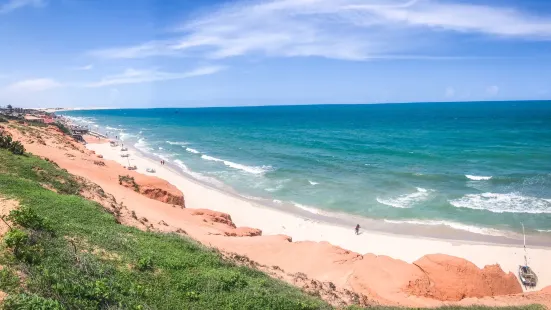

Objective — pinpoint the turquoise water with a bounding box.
[62,102,551,236]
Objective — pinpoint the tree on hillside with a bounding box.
[7,104,13,111]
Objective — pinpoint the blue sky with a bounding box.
[1,0,551,108]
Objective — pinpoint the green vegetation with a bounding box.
[0,144,544,310]
[0,148,331,309]
[119,175,140,192]
[0,132,26,155]
[52,122,71,135]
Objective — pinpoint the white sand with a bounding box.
[88,142,551,290]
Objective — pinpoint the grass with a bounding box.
[0,148,545,310]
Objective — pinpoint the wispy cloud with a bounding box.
[0,0,45,14]
[72,64,94,71]
[90,0,551,61]
[84,66,225,88]
[6,78,62,92]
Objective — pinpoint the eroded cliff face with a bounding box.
[404,254,522,301]
[119,175,185,207]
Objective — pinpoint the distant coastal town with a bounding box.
[0,105,105,142]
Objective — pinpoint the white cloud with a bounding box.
[0,0,45,14]
[445,87,455,98]
[486,85,500,97]
[91,0,551,61]
[6,78,62,92]
[72,64,94,71]
[85,66,225,88]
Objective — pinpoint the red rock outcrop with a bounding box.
[190,209,236,227]
[139,186,185,206]
[404,254,522,301]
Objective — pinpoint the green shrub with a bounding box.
[3,293,65,310]
[3,229,43,264]
[8,207,53,232]
[136,256,154,271]
[52,122,71,135]
[0,268,20,293]
[4,229,29,249]
[9,140,25,155]
[0,134,12,148]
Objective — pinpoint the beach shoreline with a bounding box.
[85,137,551,291]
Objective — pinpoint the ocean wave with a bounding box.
[537,229,551,233]
[106,126,122,131]
[134,138,152,152]
[273,199,283,204]
[173,160,224,187]
[308,180,319,186]
[186,148,200,154]
[201,155,272,175]
[152,153,172,162]
[383,219,509,237]
[119,132,136,141]
[449,193,551,214]
[293,202,324,215]
[376,187,432,209]
[166,141,189,146]
[158,147,164,150]
[466,175,493,181]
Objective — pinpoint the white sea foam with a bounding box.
[308,180,319,186]
[449,193,551,214]
[537,229,551,233]
[384,219,509,237]
[377,187,432,209]
[119,132,136,141]
[273,199,283,204]
[166,141,189,146]
[173,160,224,187]
[293,202,324,215]
[158,147,164,150]
[186,148,200,154]
[152,153,171,162]
[201,155,272,175]
[466,175,493,181]
[106,126,121,131]
[134,138,152,152]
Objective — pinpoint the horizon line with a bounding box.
[54,99,551,112]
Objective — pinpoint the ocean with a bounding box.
[62,101,551,238]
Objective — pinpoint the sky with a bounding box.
[1,0,551,108]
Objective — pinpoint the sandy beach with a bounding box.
[86,139,551,292]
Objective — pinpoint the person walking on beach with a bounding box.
[355,224,360,235]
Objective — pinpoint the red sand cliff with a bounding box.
[3,123,550,308]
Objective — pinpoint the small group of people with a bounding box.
[160,160,166,165]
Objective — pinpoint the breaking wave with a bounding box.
[186,148,200,154]
[377,187,433,209]
[166,141,189,146]
[466,175,493,181]
[292,202,324,215]
[449,193,551,214]
[200,155,272,175]
[383,219,510,237]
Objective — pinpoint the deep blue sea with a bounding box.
[62,102,551,237]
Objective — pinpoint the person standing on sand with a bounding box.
[355,224,360,235]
